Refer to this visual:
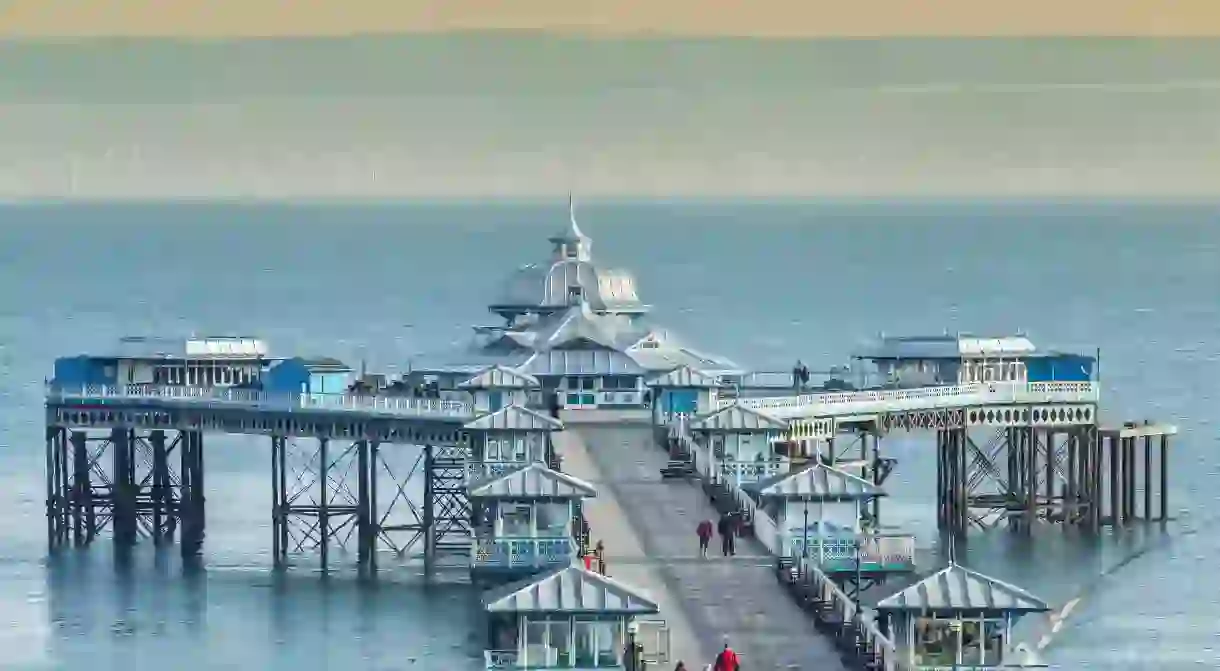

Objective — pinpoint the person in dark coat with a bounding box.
[716,514,735,557]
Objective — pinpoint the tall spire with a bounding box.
[550,192,591,261]
[568,191,584,240]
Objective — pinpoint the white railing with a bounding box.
[46,384,474,418]
[483,649,518,670]
[721,381,1098,419]
[789,558,905,671]
[465,460,528,483]
[788,533,916,571]
[471,536,575,570]
[717,459,788,485]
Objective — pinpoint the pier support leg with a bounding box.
[1142,436,1152,521]
[1045,430,1056,522]
[357,439,372,571]
[71,429,89,545]
[319,437,330,575]
[1090,429,1102,532]
[935,430,945,530]
[112,428,137,546]
[369,440,379,573]
[1024,427,1036,533]
[180,430,205,558]
[1066,431,1078,525]
[150,430,167,544]
[1108,434,1120,528]
[1159,435,1169,522]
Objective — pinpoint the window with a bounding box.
[913,617,1005,667]
[501,503,532,537]
[580,377,595,391]
[535,503,569,537]
[602,375,637,390]
[574,619,622,668]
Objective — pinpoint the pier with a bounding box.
[43,200,1179,670]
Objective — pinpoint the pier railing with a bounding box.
[785,557,905,671]
[789,533,916,572]
[717,458,788,486]
[721,381,1098,419]
[465,460,526,483]
[46,384,474,419]
[471,536,575,570]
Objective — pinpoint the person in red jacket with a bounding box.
[696,519,713,559]
[713,641,739,671]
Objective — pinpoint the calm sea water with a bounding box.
[0,201,1217,669]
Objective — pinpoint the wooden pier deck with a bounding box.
[557,425,849,670]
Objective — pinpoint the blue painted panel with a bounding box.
[263,358,310,394]
[52,356,116,387]
[666,390,698,414]
[1027,355,1094,382]
[311,371,351,394]
[488,391,504,411]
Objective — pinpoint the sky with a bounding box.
[1,6,1219,200]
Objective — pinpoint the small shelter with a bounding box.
[647,365,720,420]
[874,562,1050,669]
[464,405,564,482]
[481,562,660,669]
[688,402,790,485]
[468,462,596,577]
[459,365,541,414]
[750,462,914,576]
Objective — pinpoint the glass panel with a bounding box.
[982,620,1005,665]
[594,621,621,667]
[574,620,597,667]
[913,617,960,666]
[547,620,572,667]
[536,503,569,536]
[580,377,596,390]
[524,621,549,667]
[960,620,983,665]
[501,503,532,536]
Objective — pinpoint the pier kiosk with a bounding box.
[873,562,1050,669]
[481,562,661,670]
[464,404,565,483]
[750,462,915,596]
[460,365,542,415]
[687,402,790,487]
[468,461,596,581]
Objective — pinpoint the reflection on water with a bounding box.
[18,546,483,671]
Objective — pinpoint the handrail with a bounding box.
[720,381,1098,418]
[793,557,905,670]
[46,383,473,418]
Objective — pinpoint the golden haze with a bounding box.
[4,0,1220,38]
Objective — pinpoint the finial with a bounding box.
[947,536,957,566]
[568,192,583,238]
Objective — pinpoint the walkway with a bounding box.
[556,429,707,668]
[560,425,849,671]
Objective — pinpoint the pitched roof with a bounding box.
[468,462,597,500]
[483,563,659,615]
[751,463,885,501]
[518,349,644,377]
[875,563,1050,613]
[463,405,564,432]
[458,365,540,390]
[648,365,719,388]
[688,403,788,432]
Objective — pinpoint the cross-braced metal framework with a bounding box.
[269,436,472,574]
[45,427,204,554]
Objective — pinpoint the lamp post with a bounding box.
[626,620,640,671]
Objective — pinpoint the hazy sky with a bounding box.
[2,36,1219,199]
[4,1,1220,38]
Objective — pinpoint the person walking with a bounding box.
[696,519,713,559]
[713,641,740,671]
[716,514,733,557]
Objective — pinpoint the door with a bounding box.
[635,619,670,666]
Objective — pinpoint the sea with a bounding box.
[0,200,1217,670]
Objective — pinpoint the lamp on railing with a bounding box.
[625,620,641,671]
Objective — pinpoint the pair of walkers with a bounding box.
[696,513,738,558]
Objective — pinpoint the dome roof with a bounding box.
[491,199,647,315]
